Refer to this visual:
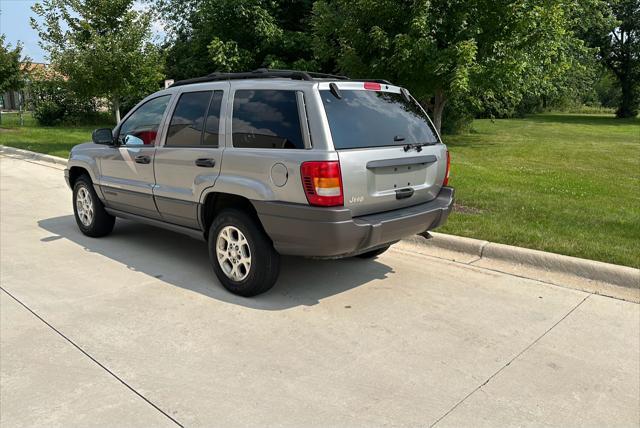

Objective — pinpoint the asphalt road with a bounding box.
[1,153,638,427]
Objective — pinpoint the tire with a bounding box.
[208,208,280,297]
[72,174,115,237]
[356,245,391,259]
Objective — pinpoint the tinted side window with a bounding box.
[166,91,212,147]
[232,90,304,149]
[203,91,224,146]
[118,95,171,146]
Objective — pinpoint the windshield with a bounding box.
[320,90,438,150]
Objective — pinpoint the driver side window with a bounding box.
[118,95,171,146]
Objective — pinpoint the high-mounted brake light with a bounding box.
[301,161,344,207]
[443,150,451,186]
[364,82,381,91]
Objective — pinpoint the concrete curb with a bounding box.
[414,232,639,289]
[0,145,67,166]
[416,232,489,257]
[2,145,638,290]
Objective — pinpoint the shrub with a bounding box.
[26,70,101,126]
[594,70,622,109]
[441,96,475,135]
[32,100,66,126]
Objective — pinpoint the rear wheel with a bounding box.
[72,175,115,237]
[356,245,391,259]
[208,209,280,296]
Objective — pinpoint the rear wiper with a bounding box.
[403,141,438,152]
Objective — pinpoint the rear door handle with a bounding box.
[135,155,151,164]
[195,158,216,168]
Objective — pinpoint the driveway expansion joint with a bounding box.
[428,293,592,427]
[0,286,184,427]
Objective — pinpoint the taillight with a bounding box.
[301,161,344,207]
[363,82,381,91]
[443,150,451,186]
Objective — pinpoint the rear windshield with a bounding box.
[320,90,438,150]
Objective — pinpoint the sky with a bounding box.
[0,0,165,64]
[1,0,47,63]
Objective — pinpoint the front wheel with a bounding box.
[208,209,280,297]
[73,175,115,237]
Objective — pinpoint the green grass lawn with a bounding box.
[1,111,639,268]
[442,113,640,268]
[0,112,113,158]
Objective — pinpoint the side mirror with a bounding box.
[92,128,114,145]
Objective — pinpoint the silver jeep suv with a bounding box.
[65,69,454,296]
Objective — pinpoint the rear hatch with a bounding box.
[318,81,448,217]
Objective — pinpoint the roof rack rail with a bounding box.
[170,69,312,87]
[268,69,392,85]
[305,71,350,80]
[170,68,393,87]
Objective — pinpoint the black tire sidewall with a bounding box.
[72,175,115,237]
[208,209,279,296]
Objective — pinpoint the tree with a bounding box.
[312,0,587,133]
[27,66,101,125]
[156,0,317,80]
[0,35,27,95]
[578,0,639,118]
[31,0,164,122]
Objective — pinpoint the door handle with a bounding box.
[195,158,216,168]
[135,155,151,164]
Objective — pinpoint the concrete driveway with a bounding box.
[1,154,638,427]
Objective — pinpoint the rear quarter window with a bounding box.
[321,90,438,150]
[232,90,305,149]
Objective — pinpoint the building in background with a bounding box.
[0,62,50,110]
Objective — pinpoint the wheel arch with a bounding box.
[199,191,265,240]
[67,155,99,184]
[68,165,92,187]
[67,156,105,201]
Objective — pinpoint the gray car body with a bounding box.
[65,78,454,257]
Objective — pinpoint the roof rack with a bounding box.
[269,69,392,84]
[170,68,392,87]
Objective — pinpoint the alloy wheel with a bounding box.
[216,225,252,281]
[76,186,94,227]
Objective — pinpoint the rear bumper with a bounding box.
[255,187,454,258]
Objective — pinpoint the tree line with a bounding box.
[1,0,638,132]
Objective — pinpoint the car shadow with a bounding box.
[38,216,394,310]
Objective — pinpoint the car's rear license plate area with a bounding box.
[372,164,428,192]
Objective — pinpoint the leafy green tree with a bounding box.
[312,0,587,133]
[0,35,27,95]
[593,68,622,108]
[31,0,164,122]
[577,0,639,117]
[26,67,102,125]
[157,0,317,80]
